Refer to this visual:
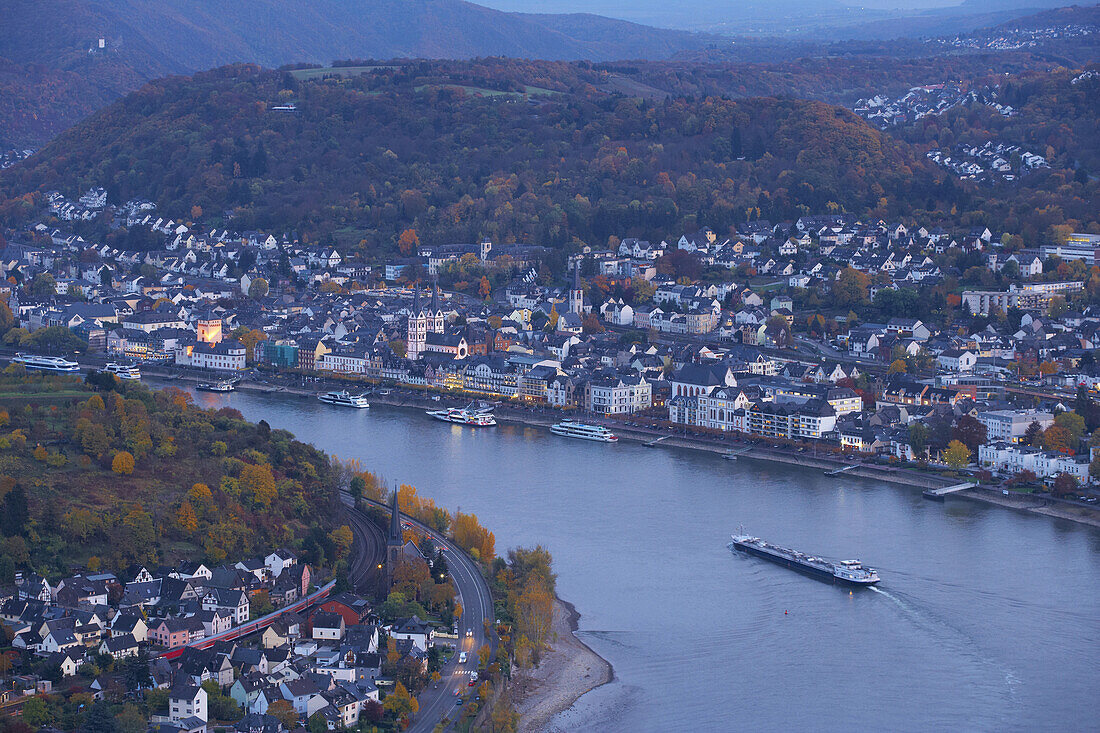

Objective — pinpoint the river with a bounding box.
[175,384,1099,732]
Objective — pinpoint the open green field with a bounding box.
[414,84,560,98]
[290,65,397,80]
[0,390,86,402]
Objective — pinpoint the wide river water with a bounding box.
[176,384,1099,732]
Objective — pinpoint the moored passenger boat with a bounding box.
[196,380,236,393]
[104,362,141,380]
[10,353,80,373]
[426,403,497,426]
[318,390,371,408]
[550,420,618,443]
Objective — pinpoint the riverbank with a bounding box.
[957,486,1100,528]
[511,597,613,733]
[140,368,1100,529]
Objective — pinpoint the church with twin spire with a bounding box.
[406,279,445,360]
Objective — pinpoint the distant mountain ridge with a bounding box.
[0,0,714,148]
[0,0,712,73]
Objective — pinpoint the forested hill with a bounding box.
[0,369,344,579]
[0,0,712,148]
[0,61,952,255]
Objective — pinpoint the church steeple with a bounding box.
[386,484,403,584]
[569,262,584,315]
[412,283,422,315]
[389,484,401,545]
[430,275,440,314]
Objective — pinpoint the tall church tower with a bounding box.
[569,266,584,315]
[385,486,403,585]
[429,276,445,333]
[406,286,425,360]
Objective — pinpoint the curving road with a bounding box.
[350,495,497,733]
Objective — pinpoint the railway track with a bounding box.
[341,496,386,595]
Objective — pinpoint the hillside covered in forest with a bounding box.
[0,368,343,581]
[895,65,1100,243]
[0,0,714,148]
[0,61,955,255]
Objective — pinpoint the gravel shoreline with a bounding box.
[957,486,1100,528]
[511,596,613,733]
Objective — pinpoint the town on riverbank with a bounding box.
[3,200,1100,528]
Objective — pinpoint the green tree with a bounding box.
[307,712,328,733]
[0,485,28,536]
[84,701,117,733]
[907,422,928,459]
[115,704,146,733]
[1023,420,1043,447]
[943,440,971,469]
[350,475,365,499]
[80,422,112,457]
[1054,411,1085,442]
[248,277,269,299]
[24,325,87,354]
[122,648,153,691]
[22,696,51,727]
[28,273,57,296]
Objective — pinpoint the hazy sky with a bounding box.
[478,0,966,13]
[473,0,1058,34]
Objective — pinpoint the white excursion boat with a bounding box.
[318,390,371,408]
[550,420,618,443]
[11,353,80,373]
[196,380,236,393]
[426,403,497,427]
[104,362,141,380]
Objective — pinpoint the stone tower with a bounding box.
[569,266,584,315]
[385,485,403,584]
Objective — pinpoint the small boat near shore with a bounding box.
[196,380,236,393]
[104,362,141,380]
[550,420,618,443]
[318,390,370,408]
[427,403,497,427]
[728,528,880,586]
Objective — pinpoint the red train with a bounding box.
[158,580,337,660]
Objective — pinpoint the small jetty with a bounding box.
[922,483,976,501]
[723,448,752,461]
[644,435,672,447]
[825,464,859,476]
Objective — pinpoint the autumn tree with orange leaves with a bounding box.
[397,228,419,256]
